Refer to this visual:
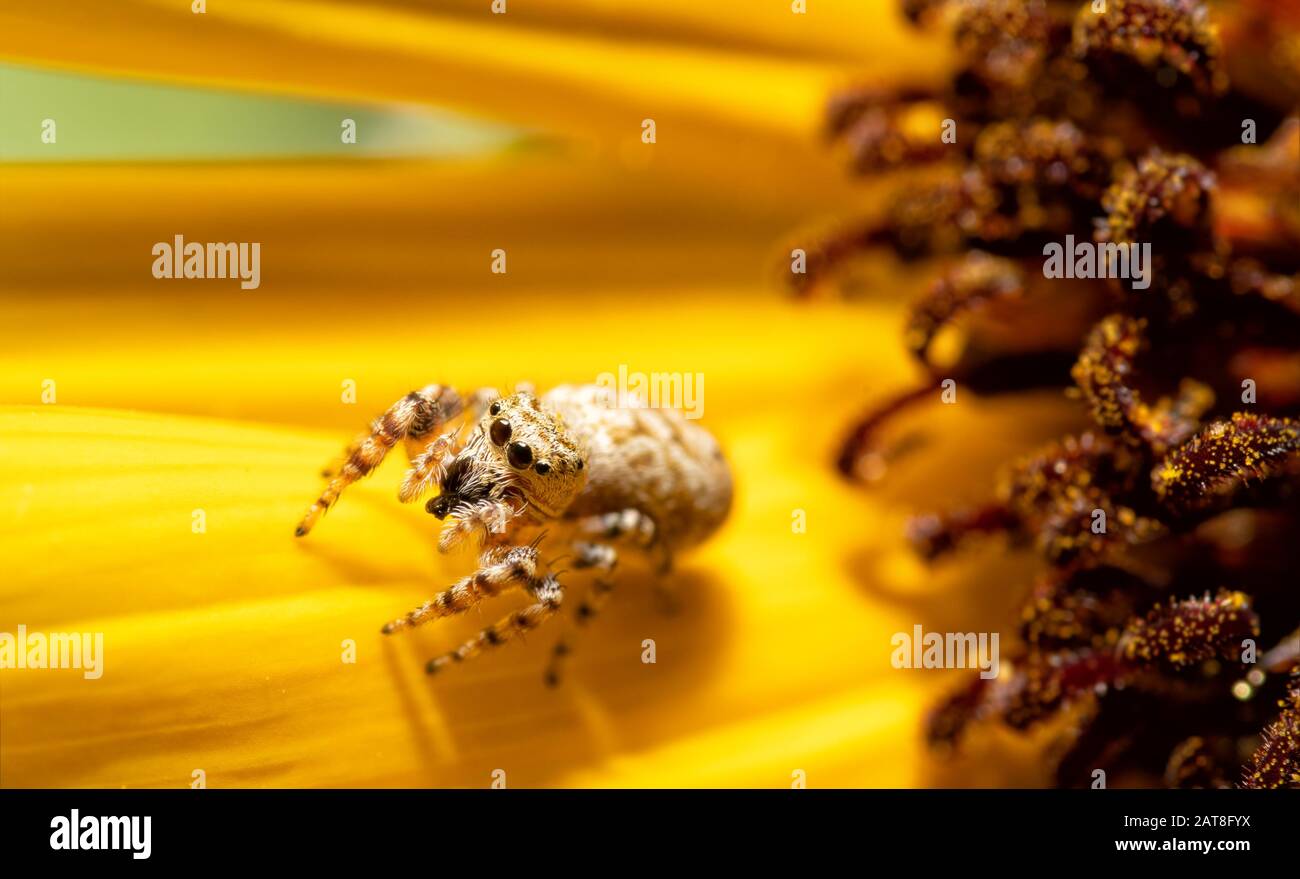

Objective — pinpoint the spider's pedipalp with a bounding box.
[398,429,461,504]
[435,498,523,553]
[295,384,463,537]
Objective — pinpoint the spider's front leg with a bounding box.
[544,508,680,685]
[401,387,505,506]
[380,542,541,635]
[295,384,464,536]
[577,508,657,552]
[426,571,566,676]
[580,507,687,615]
[543,540,619,688]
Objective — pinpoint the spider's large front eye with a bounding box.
[507,441,533,469]
[490,418,512,446]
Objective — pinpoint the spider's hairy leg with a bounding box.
[576,507,675,577]
[426,572,565,675]
[401,388,497,466]
[380,543,540,635]
[576,508,657,550]
[397,386,502,504]
[318,385,467,482]
[544,541,619,688]
[295,384,463,537]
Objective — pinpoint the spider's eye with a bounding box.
[534,461,551,475]
[507,441,533,469]
[489,400,502,416]
[576,459,583,470]
[490,418,512,446]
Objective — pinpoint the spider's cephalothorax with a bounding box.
[792,0,1300,787]
[295,384,732,684]
[423,391,589,535]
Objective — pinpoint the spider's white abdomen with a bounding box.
[541,384,733,553]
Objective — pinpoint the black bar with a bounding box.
[1,789,1291,866]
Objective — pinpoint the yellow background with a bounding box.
[0,0,1076,787]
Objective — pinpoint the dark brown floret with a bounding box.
[1096,150,1216,248]
[1071,314,1213,454]
[798,0,1300,788]
[953,0,1053,94]
[1072,0,1226,99]
[905,251,1025,361]
[1152,413,1300,514]
[1119,590,1259,670]
[1241,674,1300,789]
[1164,735,1234,788]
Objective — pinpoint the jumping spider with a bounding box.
[295,384,732,684]
[793,0,1300,786]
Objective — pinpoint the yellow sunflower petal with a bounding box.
[2,401,917,787]
[1,316,1077,787]
[0,1,948,166]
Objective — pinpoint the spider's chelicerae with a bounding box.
[294,383,732,684]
